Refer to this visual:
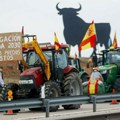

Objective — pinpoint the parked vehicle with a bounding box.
[83,48,120,94]
[2,35,85,112]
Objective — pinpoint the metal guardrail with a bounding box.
[44,95,90,117]
[0,93,120,118]
[0,98,43,111]
[44,93,120,117]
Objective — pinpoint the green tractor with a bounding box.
[97,48,120,93]
[83,48,120,94]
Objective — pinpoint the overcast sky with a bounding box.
[0,0,120,57]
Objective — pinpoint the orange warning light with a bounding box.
[7,90,13,100]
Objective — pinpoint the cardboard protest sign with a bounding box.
[0,32,22,61]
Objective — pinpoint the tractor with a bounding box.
[68,57,89,83]
[1,35,87,112]
[83,47,120,95]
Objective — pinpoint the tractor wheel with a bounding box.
[0,86,3,101]
[29,81,61,112]
[114,78,120,92]
[0,86,2,94]
[2,83,19,100]
[0,94,3,112]
[63,72,83,110]
[43,81,61,112]
[0,94,3,101]
[29,108,42,111]
[2,83,20,113]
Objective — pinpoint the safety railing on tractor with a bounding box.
[0,93,120,118]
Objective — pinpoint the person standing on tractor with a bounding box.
[87,51,98,70]
[84,51,105,95]
[90,68,103,82]
[92,52,98,67]
[89,51,103,82]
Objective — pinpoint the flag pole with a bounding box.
[79,44,81,57]
[92,20,98,56]
[22,26,25,43]
[92,20,98,67]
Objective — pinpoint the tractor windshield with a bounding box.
[68,58,81,70]
[27,51,42,66]
[105,51,120,65]
[27,50,52,66]
[55,49,68,69]
[26,48,68,69]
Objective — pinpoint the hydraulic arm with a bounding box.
[20,57,29,70]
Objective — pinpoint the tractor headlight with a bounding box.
[19,79,34,84]
[28,80,34,84]
[101,70,107,74]
[100,69,111,74]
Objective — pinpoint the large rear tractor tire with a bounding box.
[0,86,3,101]
[63,72,83,110]
[0,93,3,101]
[2,83,20,113]
[29,81,61,112]
[43,81,61,112]
[0,93,3,112]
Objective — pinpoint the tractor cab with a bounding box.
[98,48,120,66]
[68,57,89,83]
[68,57,81,71]
[25,43,69,81]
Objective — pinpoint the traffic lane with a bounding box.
[0,103,120,120]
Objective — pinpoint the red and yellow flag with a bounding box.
[79,21,97,51]
[110,32,118,49]
[54,32,61,53]
[88,80,98,95]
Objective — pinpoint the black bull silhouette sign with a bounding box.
[56,3,112,54]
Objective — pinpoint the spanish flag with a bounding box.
[110,32,117,49]
[54,32,61,53]
[79,21,97,51]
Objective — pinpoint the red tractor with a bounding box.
[2,35,83,112]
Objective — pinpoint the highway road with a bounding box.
[1,102,120,120]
